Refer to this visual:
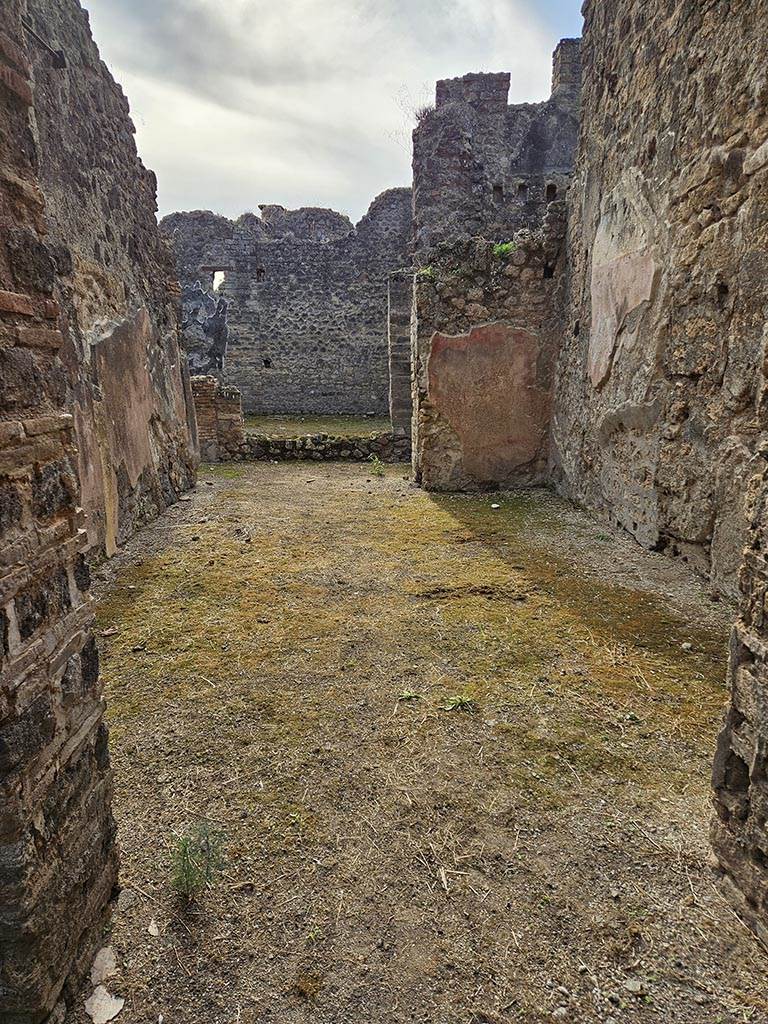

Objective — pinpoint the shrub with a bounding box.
[172,821,224,901]
[493,241,517,259]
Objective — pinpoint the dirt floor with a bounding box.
[243,414,392,437]
[70,462,768,1024]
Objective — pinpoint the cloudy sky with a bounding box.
[84,0,583,224]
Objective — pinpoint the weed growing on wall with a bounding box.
[493,241,517,258]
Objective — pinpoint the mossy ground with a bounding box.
[243,413,391,438]
[70,463,767,1024]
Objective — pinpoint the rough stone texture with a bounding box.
[387,272,413,439]
[190,377,409,464]
[190,376,245,463]
[411,210,568,491]
[409,43,579,492]
[713,447,768,946]
[552,0,768,600]
[25,0,197,555]
[0,6,117,1021]
[162,190,412,416]
[412,40,581,251]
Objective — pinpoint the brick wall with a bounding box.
[0,6,117,1019]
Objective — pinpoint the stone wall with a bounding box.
[0,5,117,1020]
[190,377,409,464]
[190,375,245,462]
[409,42,579,492]
[26,0,197,556]
[552,0,768,600]
[162,189,412,417]
[412,40,581,251]
[713,447,768,945]
[387,271,413,439]
[411,208,568,491]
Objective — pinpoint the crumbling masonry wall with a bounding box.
[411,209,568,491]
[0,5,117,1020]
[162,190,412,417]
[410,48,580,490]
[25,0,197,556]
[412,40,581,251]
[552,0,768,600]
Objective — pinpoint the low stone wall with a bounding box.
[190,375,409,463]
[240,432,410,463]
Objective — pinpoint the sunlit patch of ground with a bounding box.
[69,463,767,1024]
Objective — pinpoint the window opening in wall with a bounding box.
[263,358,272,369]
[517,182,528,199]
[546,184,557,202]
[255,267,266,282]
[543,263,555,279]
[493,183,504,204]
[212,270,225,292]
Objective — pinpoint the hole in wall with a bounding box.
[543,263,555,279]
[573,321,580,337]
[263,358,272,369]
[255,268,266,282]
[546,184,557,202]
[492,183,504,204]
[517,182,528,200]
[212,271,225,292]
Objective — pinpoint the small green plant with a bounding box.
[397,689,422,702]
[172,821,224,901]
[493,241,517,258]
[441,694,478,713]
[417,265,435,279]
[368,454,385,477]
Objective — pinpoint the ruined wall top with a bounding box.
[257,204,353,240]
[412,40,581,251]
[435,71,511,113]
[551,38,582,97]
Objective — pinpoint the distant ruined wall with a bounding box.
[0,4,117,1020]
[552,0,768,600]
[412,40,581,251]
[25,0,197,556]
[162,189,412,416]
[410,46,580,490]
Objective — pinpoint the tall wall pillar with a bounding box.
[0,6,117,1020]
[387,271,413,439]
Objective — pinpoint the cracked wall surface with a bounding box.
[0,4,117,1020]
[552,0,768,601]
[25,0,197,556]
[162,190,412,416]
[410,45,579,491]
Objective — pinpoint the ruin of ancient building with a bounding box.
[161,190,412,418]
[2,0,768,1020]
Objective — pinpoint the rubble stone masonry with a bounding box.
[552,0,768,600]
[25,0,197,556]
[0,3,117,1020]
[410,45,580,490]
[162,190,412,417]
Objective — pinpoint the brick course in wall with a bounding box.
[0,6,117,1020]
[25,0,197,556]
